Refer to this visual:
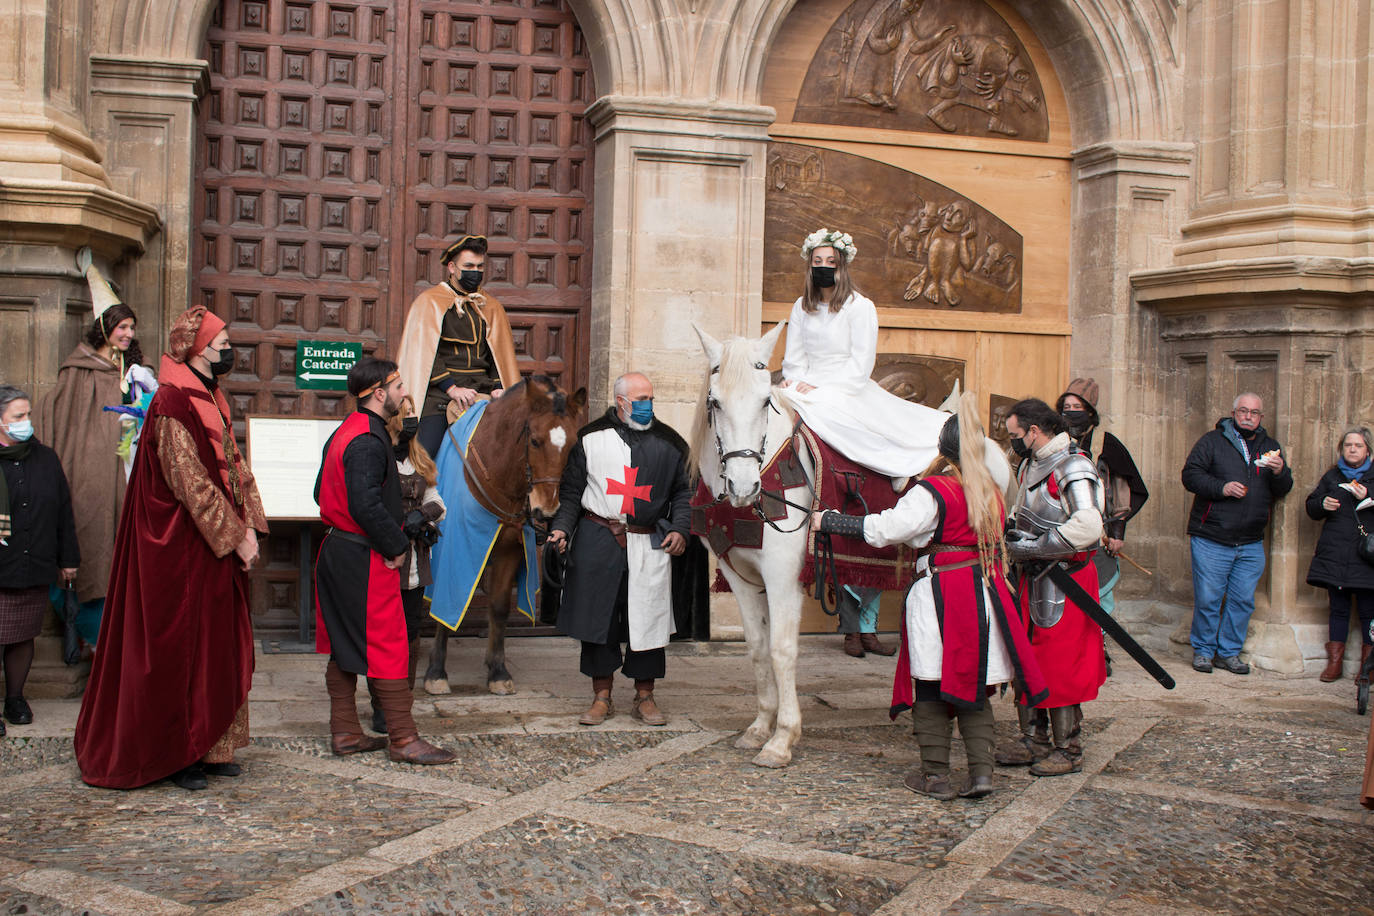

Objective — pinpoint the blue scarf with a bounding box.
[1338,456,1371,481]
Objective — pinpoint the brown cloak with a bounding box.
[396,284,520,418]
[36,344,134,602]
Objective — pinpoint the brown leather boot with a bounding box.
[327,660,387,756]
[995,705,1050,766]
[1320,641,1346,682]
[579,676,614,726]
[843,633,864,657]
[631,691,668,726]
[860,633,897,656]
[1031,706,1083,777]
[370,678,456,765]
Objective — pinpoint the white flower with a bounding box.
[800,228,858,264]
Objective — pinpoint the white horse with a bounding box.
[692,323,1011,768]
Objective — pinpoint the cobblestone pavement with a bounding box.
[2,635,1373,915]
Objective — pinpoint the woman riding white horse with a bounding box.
[777,228,948,479]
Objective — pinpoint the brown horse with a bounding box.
[422,375,587,695]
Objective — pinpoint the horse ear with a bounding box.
[753,321,786,368]
[569,386,588,416]
[693,322,724,371]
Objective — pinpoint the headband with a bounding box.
[357,370,400,400]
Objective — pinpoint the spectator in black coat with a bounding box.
[1181,392,1293,675]
[0,385,79,732]
[1305,426,1374,682]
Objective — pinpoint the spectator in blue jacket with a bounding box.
[1181,393,1293,674]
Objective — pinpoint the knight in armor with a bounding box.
[999,398,1106,777]
[813,393,1048,800]
[396,234,521,460]
[776,229,948,479]
[547,372,692,728]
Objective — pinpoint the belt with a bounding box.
[583,511,654,549]
[326,527,374,550]
[913,556,982,581]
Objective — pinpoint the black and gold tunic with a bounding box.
[423,283,499,417]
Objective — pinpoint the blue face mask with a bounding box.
[628,399,653,425]
[4,419,33,442]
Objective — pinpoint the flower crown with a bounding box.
[801,228,857,263]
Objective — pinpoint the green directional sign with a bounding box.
[295,340,362,391]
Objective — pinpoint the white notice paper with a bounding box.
[246,416,343,520]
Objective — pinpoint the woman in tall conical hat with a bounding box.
[776,228,950,479]
[36,249,157,647]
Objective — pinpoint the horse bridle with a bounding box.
[705,365,815,535]
[449,420,562,536]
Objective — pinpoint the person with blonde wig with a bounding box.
[813,393,1048,800]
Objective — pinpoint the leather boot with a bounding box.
[1359,644,1373,686]
[955,704,996,797]
[907,700,954,799]
[371,638,422,734]
[860,633,897,657]
[1031,705,1083,777]
[843,633,864,657]
[579,676,615,726]
[1320,641,1346,682]
[995,705,1050,766]
[327,661,387,756]
[370,678,456,765]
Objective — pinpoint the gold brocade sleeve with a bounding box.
[235,457,269,535]
[157,416,249,558]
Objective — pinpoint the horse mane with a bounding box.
[690,336,759,472]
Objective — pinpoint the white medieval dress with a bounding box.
[777,292,948,477]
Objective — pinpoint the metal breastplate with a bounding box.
[1013,448,1102,628]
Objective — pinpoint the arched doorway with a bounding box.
[191,0,594,636]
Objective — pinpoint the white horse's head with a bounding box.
[693,322,786,507]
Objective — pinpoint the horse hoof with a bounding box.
[423,678,452,696]
[487,679,516,696]
[734,730,768,751]
[751,748,791,769]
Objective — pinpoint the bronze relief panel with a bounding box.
[793,0,1048,141]
[872,354,964,408]
[765,142,1022,312]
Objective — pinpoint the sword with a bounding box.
[1043,562,1175,690]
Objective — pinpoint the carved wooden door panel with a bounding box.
[193,0,593,635]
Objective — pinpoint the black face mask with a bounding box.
[1010,436,1032,459]
[1062,409,1094,438]
[209,345,234,377]
[457,269,483,293]
[810,265,836,289]
[397,417,419,444]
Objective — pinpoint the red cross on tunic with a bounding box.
[605,465,653,515]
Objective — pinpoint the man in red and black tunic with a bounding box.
[314,357,455,765]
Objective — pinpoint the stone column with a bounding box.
[1070,141,1193,651]
[584,96,773,434]
[88,56,209,345]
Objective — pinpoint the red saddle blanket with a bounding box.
[690,424,914,593]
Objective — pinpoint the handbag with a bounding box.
[1354,498,1374,565]
[56,583,81,666]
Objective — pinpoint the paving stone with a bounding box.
[943,888,1083,915]
[0,761,471,907]
[1103,718,1366,806]
[584,739,1030,867]
[288,814,902,915]
[0,886,109,916]
[255,731,680,793]
[989,788,1374,914]
[0,737,74,775]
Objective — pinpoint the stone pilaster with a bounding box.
[584,96,774,434]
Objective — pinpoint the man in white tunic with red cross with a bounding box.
[547,372,692,727]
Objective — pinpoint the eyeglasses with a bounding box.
[1234,407,1263,417]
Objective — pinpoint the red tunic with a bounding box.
[1018,472,1107,707]
[75,363,257,788]
[890,475,1048,714]
[314,411,408,679]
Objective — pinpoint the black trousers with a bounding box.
[401,587,426,643]
[579,573,665,680]
[417,414,448,464]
